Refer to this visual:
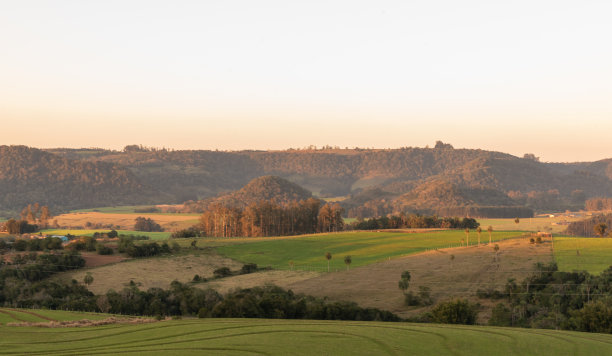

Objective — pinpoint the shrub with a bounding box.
[430,299,479,325]
[213,267,232,278]
[241,263,258,274]
[489,303,512,326]
[198,307,209,318]
[404,291,420,306]
[96,245,114,255]
[418,286,433,306]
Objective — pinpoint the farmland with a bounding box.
[50,211,199,231]
[1,318,611,355]
[554,237,612,274]
[216,230,523,271]
[207,238,552,319]
[477,215,582,234]
[0,308,109,325]
[41,229,172,241]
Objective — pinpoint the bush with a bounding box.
[241,263,258,274]
[213,267,232,279]
[430,299,479,325]
[134,217,163,232]
[489,303,512,326]
[404,291,420,306]
[476,288,505,299]
[198,307,209,318]
[96,245,114,255]
[418,286,433,306]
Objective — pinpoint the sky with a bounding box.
[1,0,611,162]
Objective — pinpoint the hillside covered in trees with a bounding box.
[3,143,612,217]
[183,176,313,212]
[0,146,161,215]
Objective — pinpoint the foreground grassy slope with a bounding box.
[1,318,611,355]
[217,230,521,270]
[554,237,612,274]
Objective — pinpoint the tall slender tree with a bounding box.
[344,255,352,271]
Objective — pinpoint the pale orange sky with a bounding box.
[1,1,611,162]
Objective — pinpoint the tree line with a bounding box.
[585,197,612,211]
[483,262,612,333]
[349,214,480,230]
[196,198,344,237]
[565,214,612,237]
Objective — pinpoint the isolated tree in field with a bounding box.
[450,254,455,269]
[476,227,482,247]
[84,272,94,286]
[514,217,520,225]
[398,271,411,294]
[325,252,332,272]
[465,228,469,247]
[487,226,493,244]
[493,244,500,262]
[344,255,352,270]
[594,223,607,238]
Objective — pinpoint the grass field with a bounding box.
[1,318,611,355]
[41,229,172,240]
[217,230,522,271]
[0,308,108,325]
[51,211,199,231]
[554,237,612,274]
[478,216,581,234]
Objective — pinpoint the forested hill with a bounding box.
[183,176,313,211]
[27,144,612,215]
[0,146,161,215]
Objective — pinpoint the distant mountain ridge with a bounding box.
[2,144,610,217]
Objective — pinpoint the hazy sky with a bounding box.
[1,0,611,162]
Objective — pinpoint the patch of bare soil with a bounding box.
[81,252,127,267]
[7,317,157,328]
[286,238,553,321]
[199,270,319,295]
[55,252,243,294]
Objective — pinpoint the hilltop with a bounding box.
[184,175,313,211]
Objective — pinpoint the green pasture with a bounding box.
[40,229,172,241]
[0,308,108,325]
[217,230,521,271]
[1,318,611,355]
[554,237,612,274]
